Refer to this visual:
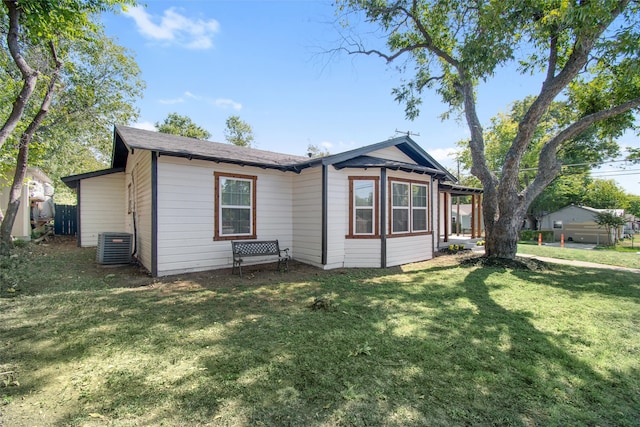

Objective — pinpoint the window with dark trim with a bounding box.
[389,179,430,235]
[214,172,257,240]
[348,177,379,238]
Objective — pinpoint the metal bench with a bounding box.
[231,240,290,278]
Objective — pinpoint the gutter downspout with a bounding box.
[77,183,82,247]
[321,164,328,266]
[380,168,387,268]
[151,152,158,277]
[432,179,437,256]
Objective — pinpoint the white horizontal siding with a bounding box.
[127,151,153,272]
[329,168,385,268]
[155,157,294,276]
[0,180,30,240]
[344,239,381,268]
[256,172,293,243]
[369,147,415,163]
[386,235,433,267]
[292,168,322,265]
[325,168,347,267]
[80,173,126,247]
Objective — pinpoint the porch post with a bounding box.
[471,194,476,238]
[380,168,387,268]
[456,196,461,236]
[476,194,482,237]
[443,191,449,243]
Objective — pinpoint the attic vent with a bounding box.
[97,232,132,265]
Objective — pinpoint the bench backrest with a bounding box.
[232,240,280,256]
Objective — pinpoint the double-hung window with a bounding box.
[390,179,429,235]
[348,177,379,237]
[214,172,257,240]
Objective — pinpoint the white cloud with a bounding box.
[320,141,333,149]
[124,6,220,50]
[215,98,242,110]
[132,121,157,131]
[428,147,459,163]
[158,97,185,105]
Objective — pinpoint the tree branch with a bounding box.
[503,0,630,191]
[524,96,640,206]
[0,0,39,150]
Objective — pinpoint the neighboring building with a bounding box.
[0,167,55,240]
[539,204,625,244]
[62,125,465,277]
[449,203,484,235]
[623,213,639,238]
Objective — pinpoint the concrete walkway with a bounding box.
[439,235,640,273]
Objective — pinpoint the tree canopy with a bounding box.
[594,210,626,245]
[0,0,141,252]
[306,143,330,158]
[224,115,254,147]
[337,0,640,259]
[156,112,211,140]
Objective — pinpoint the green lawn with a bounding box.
[517,243,640,269]
[1,242,639,426]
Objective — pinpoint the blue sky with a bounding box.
[101,1,639,194]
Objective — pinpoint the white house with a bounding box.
[63,125,463,277]
[0,167,55,240]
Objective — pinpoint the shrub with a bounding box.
[520,230,554,242]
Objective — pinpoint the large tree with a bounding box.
[156,112,211,140]
[337,0,640,259]
[456,98,618,226]
[583,179,630,209]
[0,0,138,253]
[224,115,254,147]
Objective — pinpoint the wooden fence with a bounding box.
[54,204,77,236]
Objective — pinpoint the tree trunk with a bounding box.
[482,182,528,260]
[0,139,29,255]
[484,217,523,259]
[0,40,61,255]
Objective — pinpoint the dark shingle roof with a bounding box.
[333,155,450,178]
[112,126,457,180]
[114,125,311,172]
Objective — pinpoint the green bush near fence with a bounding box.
[520,230,554,242]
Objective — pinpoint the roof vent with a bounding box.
[97,232,132,265]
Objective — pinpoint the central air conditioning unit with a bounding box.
[97,232,133,265]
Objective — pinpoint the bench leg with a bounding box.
[278,257,289,273]
[233,259,243,278]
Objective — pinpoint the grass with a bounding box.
[517,242,640,269]
[1,240,639,426]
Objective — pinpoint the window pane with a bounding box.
[355,208,373,234]
[354,181,374,207]
[392,183,409,206]
[412,185,427,207]
[221,207,251,234]
[392,208,409,232]
[413,209,427,231]
[221,178,251,207]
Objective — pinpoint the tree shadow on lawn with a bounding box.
[509,264,640,301]
[2,251,639,425]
